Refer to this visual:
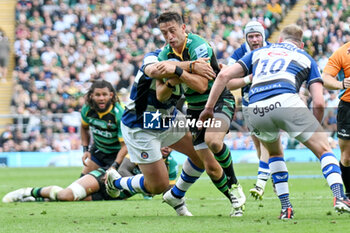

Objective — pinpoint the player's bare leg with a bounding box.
[303,127,350,213]
[250,135,271,200]
[205,117,246,216]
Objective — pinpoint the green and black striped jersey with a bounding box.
[81,103,124,154]
[158,33,221,111]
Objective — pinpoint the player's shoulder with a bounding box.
[114,102,124,113]
[187,33,211,59]
[338,41,350,52]
[233,43,248,58]
[160,44,172,54]
[294,46,316,63]
[145,49,162,58]
[187,33,209,47]
[81,104,90,115]
[143,50,160,68]
[158,45,171,60]
[267,42,310,57]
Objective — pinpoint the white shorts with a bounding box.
[242,105,252,132]
[121,112,188,164]
[247,93,320,143]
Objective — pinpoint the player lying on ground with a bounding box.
[2,147,177,202]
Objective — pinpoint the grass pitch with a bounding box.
[1,163,349,233]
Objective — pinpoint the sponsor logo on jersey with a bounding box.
[253,101,282,117]
[141,152,149,159]
[250,83,282,94]
[253,128,260,136]
[338,129,350,137]
[268,51,288,57]
[90,126,113,138]
[194,43,208,58]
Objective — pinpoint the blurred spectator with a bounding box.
[8,0,296,152]
[0,125,13,148]
[232,132,251,150]
[323,110,337,137]
[52,133,71,152]
[0,28,10,82]
[267,0,283,24]
[62,107,81,132]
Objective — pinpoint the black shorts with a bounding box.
[89,144,118,170]
[88,168,106,187]
[214,90,235,120]
[187,90,235,146]
[88,168,117,201]
[89,167,133,201]
[337,100,350,140]
[0,56,8,67]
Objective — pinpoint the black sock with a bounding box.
[340,162,350,195]
[214,144,238,187]
[31,187,42,198]
[211,172,231,202]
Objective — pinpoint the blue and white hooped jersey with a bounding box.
[228,41,270,106]
[238,42,322,104]
[122,50,182,129]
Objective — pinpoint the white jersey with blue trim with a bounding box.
[122,50,182,129]
[228,41,270,106]
[237,42,323,104]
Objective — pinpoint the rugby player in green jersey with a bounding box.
[156,11,245,216]
[3,146,178,202]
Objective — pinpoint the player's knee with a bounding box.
[205,138,222,153]
[341,154,350,165]
[66,183,87,201]
[48,186,63,201]
[147,180,169,194]
[56,189,75,201]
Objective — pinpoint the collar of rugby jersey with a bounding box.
[172,34,188,60]
[97,104,113,119]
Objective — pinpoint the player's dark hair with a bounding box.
[157,11,183,25]
[86,80,119,108]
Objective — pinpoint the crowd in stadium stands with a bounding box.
[296,0,350,148]
[1,0,347,152]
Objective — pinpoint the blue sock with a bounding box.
[171,158,204,198]
[114,174,149,195]
[269,157,292,209]
[320,152,345,198]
